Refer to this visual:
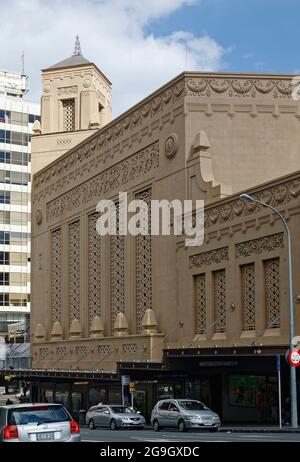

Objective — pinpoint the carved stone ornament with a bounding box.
[50,321,63,340]
[235,233,284,258]
[33,74,295,203]
[114,312,129,337]
[190,247,229,269]
[83,79,91,88]
[57,86,78,96]
[43,84,51,94]
[142,309,158,334]
[46,142,159,222]
[69,318,82,339]
[36,208,43,226]
[186,77,293,99]
[34,323,46,341]
[204,178,300,230]
[165,133,178,159]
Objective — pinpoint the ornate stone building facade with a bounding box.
[30,69,300,421]
[31,70,300,373]
[31,37,112,175]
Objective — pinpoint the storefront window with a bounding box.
[229,375,266,408]
[156,383,184,401]
[40,383,54,403]
[88,386,107,408]
[55,384,71,412]
[108,386,121,404]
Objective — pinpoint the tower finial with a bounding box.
[73,35,82,56]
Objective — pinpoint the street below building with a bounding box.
[80,427,300,443]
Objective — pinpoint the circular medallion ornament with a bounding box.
[43,85,51,94]
[36,209,43,226]
[288,349,300,367]
[165,133,178,159]
[83,78,91,88]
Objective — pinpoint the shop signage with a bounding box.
[199,361,238,367]
[121,375,130,385]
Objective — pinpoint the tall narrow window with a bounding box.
[62,99,75,131]
[264,258,280,328]
[50,228,62,325]
[68,220,80,324]
[110,201,125,333]
[194,274,206,335]
[213,269,226,333]
[88,212,102,331]
[135,188,152,333]
[241,263,256,331]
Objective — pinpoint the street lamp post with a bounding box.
[240,193,298,429]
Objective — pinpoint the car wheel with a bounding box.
[110,419,117,430]
[153,420,160,432]
[178,420,187,432]
[89,419,96,430]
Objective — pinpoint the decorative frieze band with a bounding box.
[57,86,78,96]
[189,246,229,269]
[235,233,284,258]
[46,141,159,222]
[204,179,300,229]
[185,77,293,99]
[33,74,294,200]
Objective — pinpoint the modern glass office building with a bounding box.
[0,70,40,335]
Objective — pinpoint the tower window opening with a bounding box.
[62,99,75,131]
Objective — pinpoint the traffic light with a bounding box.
[129,382,136,394]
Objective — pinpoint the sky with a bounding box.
[1,0,300,116]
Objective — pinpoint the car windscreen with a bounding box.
[8,406,70,426]
[110,406,132,414]
[178,401,208,411]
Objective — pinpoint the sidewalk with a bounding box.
[219,424,300,433]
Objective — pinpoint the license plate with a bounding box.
[36,432,55,441]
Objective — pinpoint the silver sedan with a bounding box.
[86,405,145,430]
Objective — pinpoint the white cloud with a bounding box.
[1,0,226,116]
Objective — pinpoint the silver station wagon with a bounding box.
[86,404,145,430]
[151,399,221,432]
[0,403,81,442]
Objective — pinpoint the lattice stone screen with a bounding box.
[50,228,62,324]
[241,263,256,331]
[68,220,80,323]
[194,274,206,335]
[62,99,75,131]
[88,212,102,330]
[213,269,226,333]
[110,202,125,332]
[135,188,152,333]
[264,258,280,328]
